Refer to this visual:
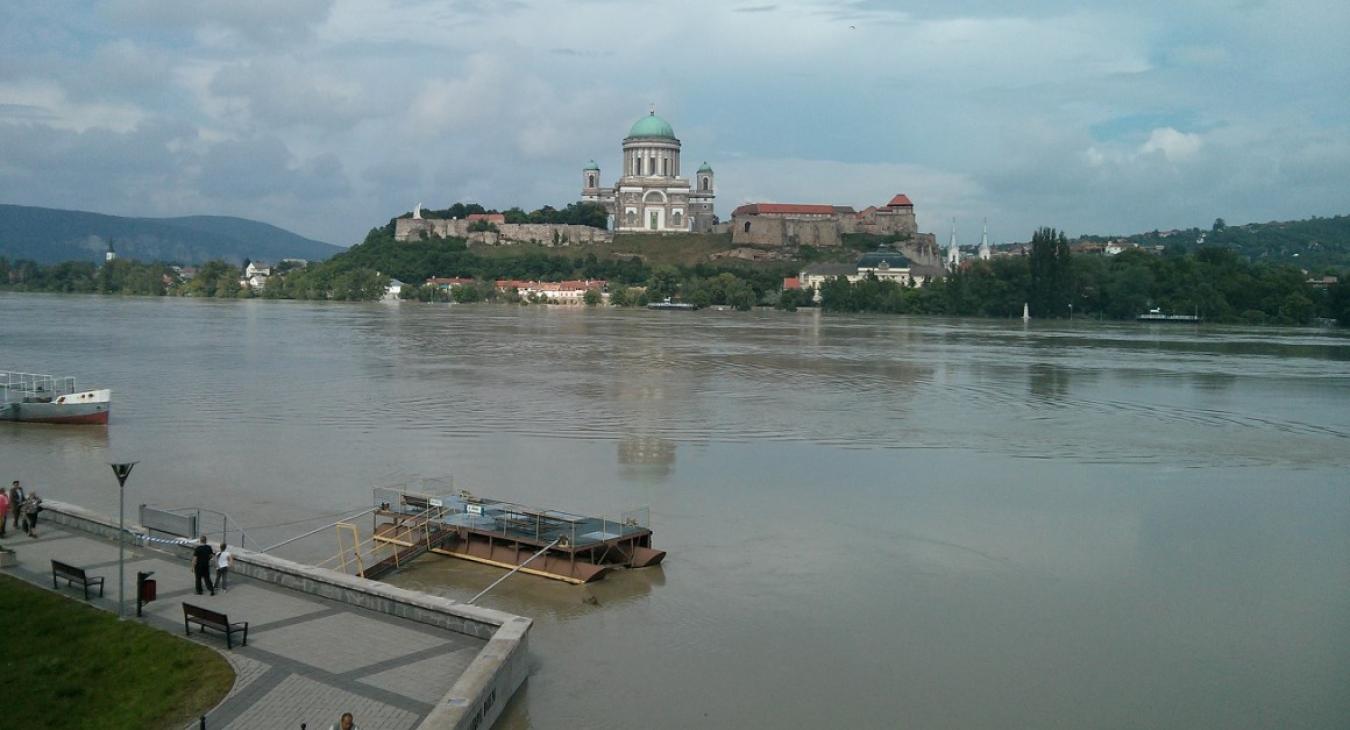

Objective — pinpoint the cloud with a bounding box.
[1138,127,1202,162]
[0,0,1346,246]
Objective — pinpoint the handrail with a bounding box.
[259,507,379,553]
[316,504,446,572]
[156,505,260,551]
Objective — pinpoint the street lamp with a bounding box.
[110,461,137,618]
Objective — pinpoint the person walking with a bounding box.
[20,492,42,538]
[0,488,9,538]
[192,536,215,596]
[9,481,24,532]
[215,542,233,592]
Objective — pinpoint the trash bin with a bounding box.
[139,577,157,602]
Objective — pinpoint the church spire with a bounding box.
[978,218,991,261]
[946,218,960,268]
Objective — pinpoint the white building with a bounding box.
[582,109,716,233]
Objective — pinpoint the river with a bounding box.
[3,292,1348,728]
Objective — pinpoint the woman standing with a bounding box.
[215,543,233,591]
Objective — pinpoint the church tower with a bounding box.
[690,162,715,232]
[582,160,601,195]
[978,219,991,261]
[946,219,961,268]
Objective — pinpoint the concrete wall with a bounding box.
[41,500,530,730]
[396,218,610,246]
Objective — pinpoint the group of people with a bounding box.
[0,480,43,539]
[190,535,233,596]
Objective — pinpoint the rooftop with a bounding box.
[627,112,676,140]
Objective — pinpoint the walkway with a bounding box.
[4,526,485,729]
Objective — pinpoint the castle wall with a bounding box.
[731,215,841,247]
[395,218,611,246]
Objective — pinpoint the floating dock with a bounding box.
[352,489,665,584]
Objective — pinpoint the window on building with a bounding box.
[743,221,751,233]
[672,211,682,225]
[648,157,654,176]
[650,211,659,230]
[701,177,709,191]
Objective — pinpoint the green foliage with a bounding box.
[818,246,1329,325]
[583,287,602,306]
[409,201,608,229]
[467,219,498,233]
[0,573,233,730]
[1029,227,1073,318]
[1327,281,1350,326]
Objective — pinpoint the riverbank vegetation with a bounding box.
[3,224,1347,325]
[0,573,233,729]
[820,228,1340,325]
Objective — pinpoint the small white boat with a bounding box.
[1,371,111,425]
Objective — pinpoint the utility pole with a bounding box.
[110,462,137,618]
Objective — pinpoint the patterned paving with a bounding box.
[5,527,486,729]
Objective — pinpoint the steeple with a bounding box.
[946,219,960,268]
[978,218,991,261]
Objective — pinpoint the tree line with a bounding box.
[399,201,609,229]
[815,227,1345,325]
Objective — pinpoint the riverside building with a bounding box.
[581,109,716,233]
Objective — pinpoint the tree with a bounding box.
[1329,281,1350,326]
[1212,218,1227,232]
[1028,227,1073,317]
[646,266,680,300]
[583,288,602,306]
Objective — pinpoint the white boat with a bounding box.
[1,371,111,425]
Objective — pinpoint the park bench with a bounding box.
[51,559,104,600]
[182,603,249,649]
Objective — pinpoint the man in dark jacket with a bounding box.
[192,536,215,596]
[9,481,24,531]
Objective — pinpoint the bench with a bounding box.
[51,560,104,600]
[182,603,249,649]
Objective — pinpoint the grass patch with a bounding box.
[0,573,233,730]
[469,232,740,267]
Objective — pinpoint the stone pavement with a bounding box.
[4,526,485,730]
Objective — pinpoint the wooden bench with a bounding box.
[51,560,104,600]
[182,603,249,649]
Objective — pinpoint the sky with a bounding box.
[1,0,1348,246]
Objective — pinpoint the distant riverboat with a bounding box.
[647,299,696,311]
[1136,308,1201,323]
[1,371,111,424]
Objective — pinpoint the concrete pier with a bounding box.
[6,500,531,730]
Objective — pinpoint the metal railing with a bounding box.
[317,503,448,578]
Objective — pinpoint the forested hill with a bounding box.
[1080,214,1350,270]
[0,204,343,265]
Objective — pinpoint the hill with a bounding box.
[1079,214,1350,271]
[0,204,343,265]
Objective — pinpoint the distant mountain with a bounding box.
[1078,214,1350,270]
[0,204,345,265]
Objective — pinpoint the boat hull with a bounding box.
[1,389,110,425]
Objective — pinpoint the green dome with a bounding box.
[583,159,599,171]
[697,161,713,173]
[628,112,676,139]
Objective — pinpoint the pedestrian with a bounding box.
[192,535,215,596]
[0,488,9,538]
[215,542,233,591]
[9,481,24,532]
[20,491,42,538]
[330,712,357,730]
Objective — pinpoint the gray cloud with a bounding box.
[0,0,1346,246]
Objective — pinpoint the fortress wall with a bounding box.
[395,218,610,246]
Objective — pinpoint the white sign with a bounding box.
[429,498,443,508]
[467,504,483,515]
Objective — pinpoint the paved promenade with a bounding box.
[4,527,485,729]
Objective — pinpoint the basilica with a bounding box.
[581,110,716,233]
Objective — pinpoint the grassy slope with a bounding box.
[470,232,741,267]
[0,573,233,730]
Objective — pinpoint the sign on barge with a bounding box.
[362,488,665,584]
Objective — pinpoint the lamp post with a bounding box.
[110,462,137,618]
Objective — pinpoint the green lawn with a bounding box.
[0,572,234,729]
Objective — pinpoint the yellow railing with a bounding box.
[318,505,447,577]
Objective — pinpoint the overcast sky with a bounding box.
[2,0,1347,246]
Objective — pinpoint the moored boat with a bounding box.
[1,371,111,425]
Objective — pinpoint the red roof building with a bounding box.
[731,203,845,217]
[885,194,913,208]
